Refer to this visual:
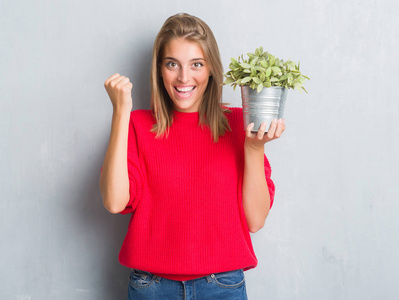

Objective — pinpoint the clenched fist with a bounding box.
[104,73,133,113]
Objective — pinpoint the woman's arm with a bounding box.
[100,74,133,214]
[242,119,285,233]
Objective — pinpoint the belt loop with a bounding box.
[155,276,161,283]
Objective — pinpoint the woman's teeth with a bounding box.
[175,86,195,92]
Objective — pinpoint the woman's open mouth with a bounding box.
[174,86,196,98]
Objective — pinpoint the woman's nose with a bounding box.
[177,67,189,83]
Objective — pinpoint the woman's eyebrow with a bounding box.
[163,57,205,61]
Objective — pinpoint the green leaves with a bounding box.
[240,62,252,69]
[223,77,235,85]
[252,77,262,84]
[223,46,310,93]
[257,83,263,93]
[269,55,276,66]
[266,67,272,77]
[260,60,268,68]
[271,67,281,76]
[241,77,252,84]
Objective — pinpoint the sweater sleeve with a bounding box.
[264,153,275,209]
[119,112,144,214]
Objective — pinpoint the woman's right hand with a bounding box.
[100,73,133,214]
[104,73,133,113]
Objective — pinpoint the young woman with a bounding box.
[100,13,285,300]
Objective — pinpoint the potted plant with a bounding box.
[223,47,309,132]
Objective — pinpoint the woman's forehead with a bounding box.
[162,38,205,60]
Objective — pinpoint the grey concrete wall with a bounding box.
[1,0,398,299]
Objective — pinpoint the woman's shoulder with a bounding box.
[223,106,242,112]
[223,106,244,127]
[131,109,153,118]
[223,106,242,116]
[128,110,157,136]
[130,109,156,124]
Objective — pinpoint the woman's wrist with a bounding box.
[113,107,132,118]
[244,141,265,154]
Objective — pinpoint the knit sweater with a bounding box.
[117,107,275,281]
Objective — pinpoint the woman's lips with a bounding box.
[174,86,196,98]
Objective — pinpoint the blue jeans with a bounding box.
[128,268,248,300]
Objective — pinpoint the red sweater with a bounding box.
[117,107,275,281]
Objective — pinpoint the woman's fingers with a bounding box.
[246,123,255,138]
[274,119,286,138]
[265,119,285,142]
[246,119,286,145]
[104,74,133,112]
[111,76,126,88]
[266,119,277,140]
[115,77,130,89]
[104,73,120,87]
[257,122,267,140]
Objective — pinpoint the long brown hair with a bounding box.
[150,13,230,142]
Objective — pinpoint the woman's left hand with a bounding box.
[245,119,286,150]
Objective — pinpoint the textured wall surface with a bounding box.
[1,0,398,299]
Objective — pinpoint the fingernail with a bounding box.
[278,118,282,123]
[261,122,266,127]
[273,119,277,124]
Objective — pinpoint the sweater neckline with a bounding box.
[172,110,200,123]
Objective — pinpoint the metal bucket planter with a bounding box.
[241,86,288,132]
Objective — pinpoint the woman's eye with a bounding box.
[193,62,203,68]
[166,62,177,68]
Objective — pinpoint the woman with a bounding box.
[100,13,285,300]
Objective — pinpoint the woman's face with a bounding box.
[161,38,210,113]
